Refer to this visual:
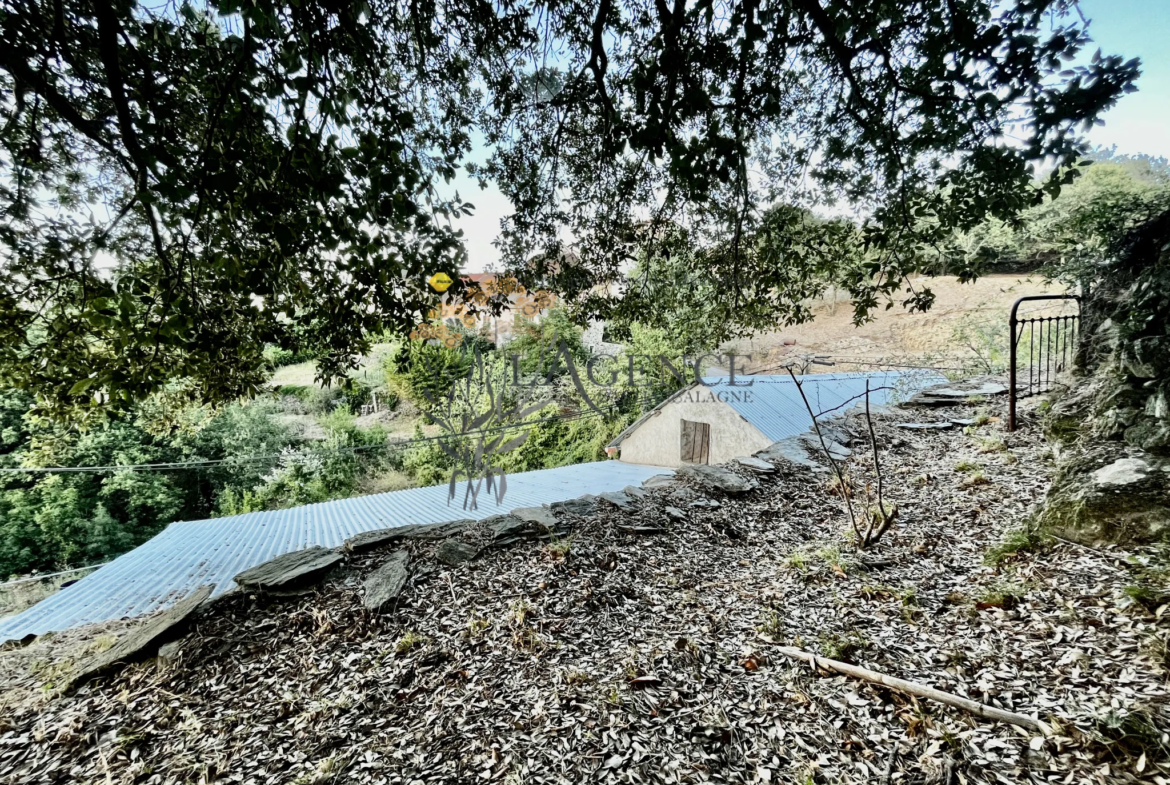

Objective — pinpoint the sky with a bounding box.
[451,0,1170,272]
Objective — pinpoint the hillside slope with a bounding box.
[2,401,1165,784]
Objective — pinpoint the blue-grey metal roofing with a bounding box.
[699,370,947,443]
[0,460,671,642]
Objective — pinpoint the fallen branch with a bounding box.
[774,645,1052,736]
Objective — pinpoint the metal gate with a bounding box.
[1008,294,1080,431]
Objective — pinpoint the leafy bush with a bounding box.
[386,334,476,407]
[263,345,317,368]
[505,307,589,379]
[0,397,298,576]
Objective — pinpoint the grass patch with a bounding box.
[1088,708,1170,766]
[954,460,980,473]
[959,470,991,488]
[984,526,1047,566]
[975,580,1028,611]
[975,435,1007,453]
[758,609,784,638]
[817,631,868,663]
[394,630,428,654]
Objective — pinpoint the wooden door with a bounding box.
[680,419,710,464]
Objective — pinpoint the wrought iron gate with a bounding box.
[1008,294,1080,431]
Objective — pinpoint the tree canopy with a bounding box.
[0,0,1140,413]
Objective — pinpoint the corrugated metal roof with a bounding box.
[698,370,947,443]
[0,460,670,642]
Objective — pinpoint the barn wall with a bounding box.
[618,391,772,467]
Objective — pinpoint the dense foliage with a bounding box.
[0,395,296,576]
[1,0,1138,414]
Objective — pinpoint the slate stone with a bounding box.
[157,640,183,662]
[68,584,212,690]
[599,490,636,510]
[756,437,821,470]
[689,497,721,509]
[622,485,649,500]
[510,506,558,531]
[799,432,851,460]
[550,495,598,516]
[406,519,475,541]
[641,474,677,489]
[927,382,1008,398]
[667,487,696,504]
[664,506,687,521]
[234,546,342,591]
[950,418,978,426]
[676,464,759,494]
[344,520,474,552]
[904,381,1010,407]
[894,422,954,430]
[483,514,547,543]
[363,551,410,612]
[435,539,479,566]
[734,455,775,473]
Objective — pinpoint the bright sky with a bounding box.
[451,0,1170,272]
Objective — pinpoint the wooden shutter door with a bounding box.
[680,420,710,464]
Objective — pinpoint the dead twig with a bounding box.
[784,367,860,539]
[773,645,1053,736]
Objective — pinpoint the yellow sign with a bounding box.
[427,272,453,292]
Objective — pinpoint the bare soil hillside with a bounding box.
[727,274,1072,373]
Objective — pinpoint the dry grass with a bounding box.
[0,570,96,620]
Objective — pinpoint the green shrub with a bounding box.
[263,344,316,368]
[385,336,476,406]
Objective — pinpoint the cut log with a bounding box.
[773,645,1052,736]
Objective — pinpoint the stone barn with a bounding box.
[608,371,944,468]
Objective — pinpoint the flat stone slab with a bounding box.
[68,584,213,690]
[642,474,676,489]
[435,539,479,566]
[799,433,851,460]
[405,519,475,541]
[689,497,721,509]
[895,422,954,430]
[510,506,558,531]
[551,495,598,517]
[483,514,549,543]
[756,437,820,470]
[363,551,410,612]
[735,455,775,473]
[345,520,473,552]
[927,382,1008,398]
[599,490,636,510]
[664,506,687,521]
[677,464,759,494]
[234,546,342,591]
[622,485,649,500]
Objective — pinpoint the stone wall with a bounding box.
[1033,209,1170,545]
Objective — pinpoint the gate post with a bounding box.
[1009,303,1019,431]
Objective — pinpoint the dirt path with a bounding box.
[2,398,1166,784]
